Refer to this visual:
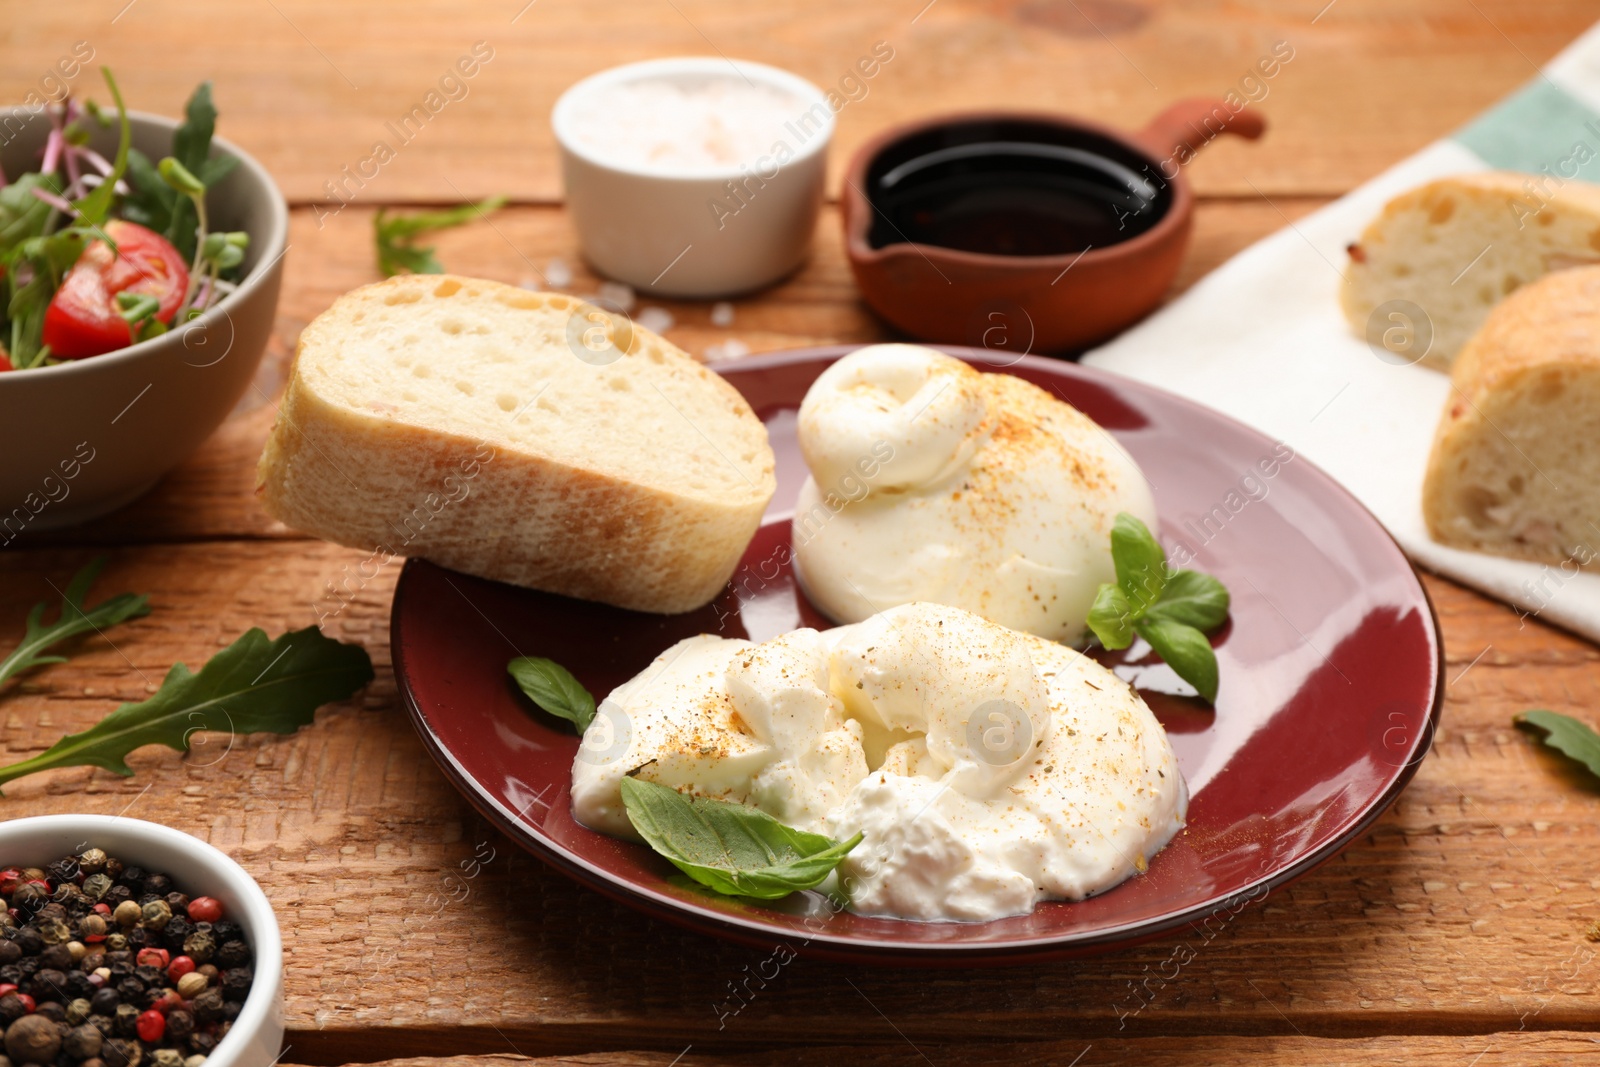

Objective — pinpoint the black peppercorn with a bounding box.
[0,964,21,985]
[139,987,168,1012]
[13,931,42,956]
[114,977,144,1004]
[46,858,79,884]
[219,966,251,1000]
[37,945,72,971]
[142,875,171,898]
[28,967,68,1002]
[111,1004,139,1038]
[131,966,161,987]
[101,859,122,882]
[0,993,27,1025]
[4,1013,62,1064]
[32,998,65,1022]
[161,893,188,917]
[16,958,39,978]
[63,1023,103,1060]
[183,1033,214,1058]
[221,999,242,1023]
[213,940,246,970]
[89,988,119,1015]
[115,868,144,894]
[102,1038,136,1067]
[158,920,190,955]
[102,887,131,909]
[162,1011,193,1042]
[123,928,147,952]
[65,973,94,1001]
[0,941,17,966]
[188,991,221,1025]
[90,1014,115,1038]
[209,921,241,946]
[103,952,131,971]
[10,883,46,911]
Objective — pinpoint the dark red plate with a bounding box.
[391,345,1442,965]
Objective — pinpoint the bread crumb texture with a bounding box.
[257,274,776,614]
[1422,265,1600,564]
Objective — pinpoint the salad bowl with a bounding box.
[0,106,288,532]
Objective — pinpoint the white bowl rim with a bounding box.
[0,814,283,1067]
[0,107,289,383]
[551,56,835,181]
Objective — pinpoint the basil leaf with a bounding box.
[1143,569,1230,631]
[1516,710,1600,783]
[0,626,373,792]
[0,557,151,691]
[620,776,862,899]
[1087,583,1136,650]
[507,656,596,732]
[1110,512,1167,613]
[1134,617,1219,704]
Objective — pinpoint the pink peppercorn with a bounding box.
[167,955,196,982]
[136,1008,166,1042]
[136,946,170,970]
[186,897,223,923]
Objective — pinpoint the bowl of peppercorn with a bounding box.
[0,816,281,1067]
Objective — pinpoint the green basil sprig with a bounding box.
[1087,512,1230,703]
[620,776,861,899]
[507,656,596,732]
[1516,709,1600,783]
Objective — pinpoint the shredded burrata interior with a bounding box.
[570,602,1186,922]
[791,344,1157,644]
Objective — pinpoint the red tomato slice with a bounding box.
[41,220,190,360]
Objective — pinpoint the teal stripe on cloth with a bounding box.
[1455,78,1600,179]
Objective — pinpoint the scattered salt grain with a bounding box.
[636,306,675,334]
[546,258,573,288]
[710,301,735,327]
[704,339,751,361]
[598,281,636,312]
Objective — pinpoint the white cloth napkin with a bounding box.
[1083,21,1600,643]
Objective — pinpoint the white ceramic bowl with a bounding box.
[0,816,283,1067]
[552,57,832,298]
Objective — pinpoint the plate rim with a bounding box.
[391,343,1446,964]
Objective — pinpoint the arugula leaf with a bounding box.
[0,625,373,792]
[72,69,130,229]
[507,656,596,732]
[374,196,508,277]
[0,558,150,690]
[1142,569,1230,631]
[1111,512,1167,612]
[620,776,862,899]
[1516,710,1600,784]
[1134,617,1219,704]
[122,83,234,262]
[1086,512,1230,704]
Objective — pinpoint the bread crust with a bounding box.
[258,275,775,614]
[1422,265,1600,564]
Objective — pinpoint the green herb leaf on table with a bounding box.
[507,656,596,732]
[1516,710,1600,784]
[0,625,372,792]
[1085,512,1230,704]
[0,558,150,691]
[620,776,863,899]
[374,196,508,277]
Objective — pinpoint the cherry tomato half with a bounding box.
[41,220,190,360]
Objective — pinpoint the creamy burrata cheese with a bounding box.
[570,602,1186,923]
[790,344,1157,644]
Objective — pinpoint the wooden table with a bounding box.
[5,1,1600,1063]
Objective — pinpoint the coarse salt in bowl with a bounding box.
[552,57,834,298]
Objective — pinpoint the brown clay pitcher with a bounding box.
[841,99,1266,355]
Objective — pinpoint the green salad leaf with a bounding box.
[507,656,596,732]
[0,558,150,691]
[72,69,130,229]
[0,625,373,792]
[1086,512,1231,703]
[374,196,507,277]
[122,81,236,262]
[1516,710,1600,784]
[620,776,862,899]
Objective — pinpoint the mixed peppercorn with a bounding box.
[0,849,254,1067]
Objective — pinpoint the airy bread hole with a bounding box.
[1532,371,1566,404]
[1459,485,1503,528]
[384,290,422,305]
[1502,275,1520,295]
[495,291,542,310]
[402,391,418,403]
[456,381,475,396]
[496,394,517,412]
[1590,225,1600,251]
[1508,474,1525,495]
[434,279,463,298]
[538,395,559,414]
[440,320,464,336]
[609,376,631,392]
[413,364,432,378]
[1428,198,1455,225]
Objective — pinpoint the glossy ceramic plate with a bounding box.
[391,345,1443,965]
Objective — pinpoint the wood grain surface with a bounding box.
[3,0,1600,1064]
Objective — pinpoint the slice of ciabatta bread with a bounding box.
[1422,265,1600,564]
[1341,172,1600,368]
[258,274,775,614]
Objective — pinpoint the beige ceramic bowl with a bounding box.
[0,107,288,533]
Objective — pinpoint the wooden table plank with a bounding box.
[1,543,1597,1062]
[1,1,1591,202]
[37,195,1323,546]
